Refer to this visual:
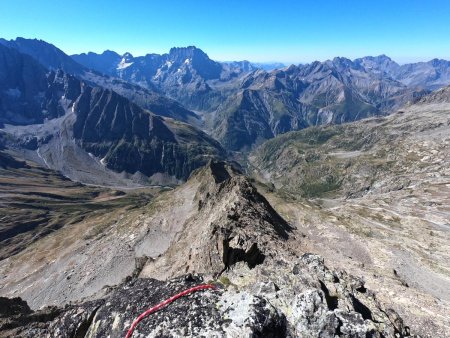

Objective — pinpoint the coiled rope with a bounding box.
[125,284,217,338]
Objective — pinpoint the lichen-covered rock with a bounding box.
[0,275,286,338]
[291,289,339,337]
[0,254,415,337]
[218,292,286,337]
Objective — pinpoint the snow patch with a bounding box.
[117,59,133,70]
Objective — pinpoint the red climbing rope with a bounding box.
[124,284,217,338]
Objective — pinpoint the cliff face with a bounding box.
[1,69,225,184]
[71,84,224,180]
[0,44,48,125]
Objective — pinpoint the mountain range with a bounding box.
[72,43,447,150]
[0,42,224,185]
[0,36,450,337]
[2,37,450,176]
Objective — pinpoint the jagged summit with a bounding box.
[169,45,206,57]
[140,160,293,279]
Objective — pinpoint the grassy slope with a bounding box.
[0,151,160,260]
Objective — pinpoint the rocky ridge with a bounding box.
[140,161,293,279]
[0,38,202,125]
[355,55,450,90]
[1,69,225,185]
[0,161,418,337]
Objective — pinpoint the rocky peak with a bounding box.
[331,56,355,68]
[354,55,400,75]
[71,50,121,75]
[42,69,83,119]
[120,52,133,62]
[100,50,120,58]
[1,37,86,75]
[428,58,450,68]
[168,46,208,62]
[197,160,236,183]
[140,160,293,279]
[223,60,256,73]
[358,54,395,64]
[328,57,367,75]
[47,70,83,100]
[167,46,222,80]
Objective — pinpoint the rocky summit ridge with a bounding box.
[140,161,293,280]
[0,160,416,337]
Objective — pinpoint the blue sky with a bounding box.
[1,0,449,64]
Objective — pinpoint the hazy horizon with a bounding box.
[2,35,449,67]
[1,0,450,64]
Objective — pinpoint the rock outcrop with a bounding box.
[140,161,292,279]
[0,254,414,337]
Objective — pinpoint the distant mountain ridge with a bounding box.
[71,44,450,150]
[0,38,202,125]
[211,56,428,150]
[72,46,450,95]
[0,45,225,185]
[72,49,286,78]
[355,54,450,90]
[73,46,257,112]
[3,37,450,152]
